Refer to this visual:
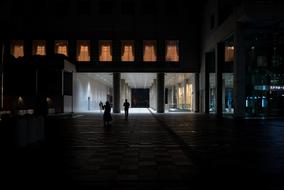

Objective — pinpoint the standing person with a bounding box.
[123,99,130,120]
[99,101,103,113]
[103,101,112,127]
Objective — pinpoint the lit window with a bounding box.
[36,46,46,55]
[225,46,234,62]
[55,40,68,56]
[11,40,24,58]
[121,41,134,61]
[143,41,157,62]
[166,40,179,62]
[99,41,112,61]
[33,40,46,56]
[77,41,90,61]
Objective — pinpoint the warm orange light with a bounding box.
[11,40,24,58]
[99,41,112,62]
[166,41,179,62]
[143,41,157,62]
[78,45,90,61]
[33,40,46,56]
[122,45,134,61]
[55,41,68,56]
[225,46,234,62]
[57,46,68,56]
[36,46,46,55]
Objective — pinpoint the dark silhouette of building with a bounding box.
[0,0,283,117]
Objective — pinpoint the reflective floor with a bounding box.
[2,113,284,189]
[79,108,155,114]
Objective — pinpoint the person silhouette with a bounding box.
[99,101,103,113]
[103,101,112,127]
[123,99,130,120]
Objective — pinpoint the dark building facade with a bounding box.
[0,0,284,117]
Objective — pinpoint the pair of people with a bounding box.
[102,99,130,127]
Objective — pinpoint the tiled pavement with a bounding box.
[1,111,284,189]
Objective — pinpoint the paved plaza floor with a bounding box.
[1,109,284,189]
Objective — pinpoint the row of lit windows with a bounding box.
[10,40,179,62]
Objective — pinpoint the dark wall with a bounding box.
[3,0,203,72]
[131,89,149,108]
[64,72,73,96]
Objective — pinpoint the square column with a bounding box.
[204,53,210,114]
[113,72,121,113]
[157,72,165,113]
[194,73,200,113]
[215,42,225,116]
[150,79,157,110]
[234,23,246,118]
[120,79,126,108]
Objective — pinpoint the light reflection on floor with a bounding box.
[81,108,156,114]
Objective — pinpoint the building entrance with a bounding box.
[73,72,197,113]
[131,89,149,108]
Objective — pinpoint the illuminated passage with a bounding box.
[73,73,198,113]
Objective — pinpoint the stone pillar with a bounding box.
[195,73,200,112]
[150,79,157,110]
[126,84,131,106]
[157,72,165,113]
[205,53,210,114]
[234,23,246,118]
[173,85,177,107]
[113,72,121,113]
[215,42,224,116]
[177,83,181,109]
[121,79,126,107]
[183,80,187,109]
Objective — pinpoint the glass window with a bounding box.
[223,73,234,113]
[225,46,234,62]
[55,40,68,56]
[143,41,157,62]
[99,41,112,62]
[11,40,24,58]
[121,41,134,61]
[33,40,46,56]
[77,40,90,61]
[166,40,179,62]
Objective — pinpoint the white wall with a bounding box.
[149,79,157,110]
[64,96,73,113]
[73,73,111,112]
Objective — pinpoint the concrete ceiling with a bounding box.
[85,73,113,87]
[121,73,156,88]
[84,73,195,89]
